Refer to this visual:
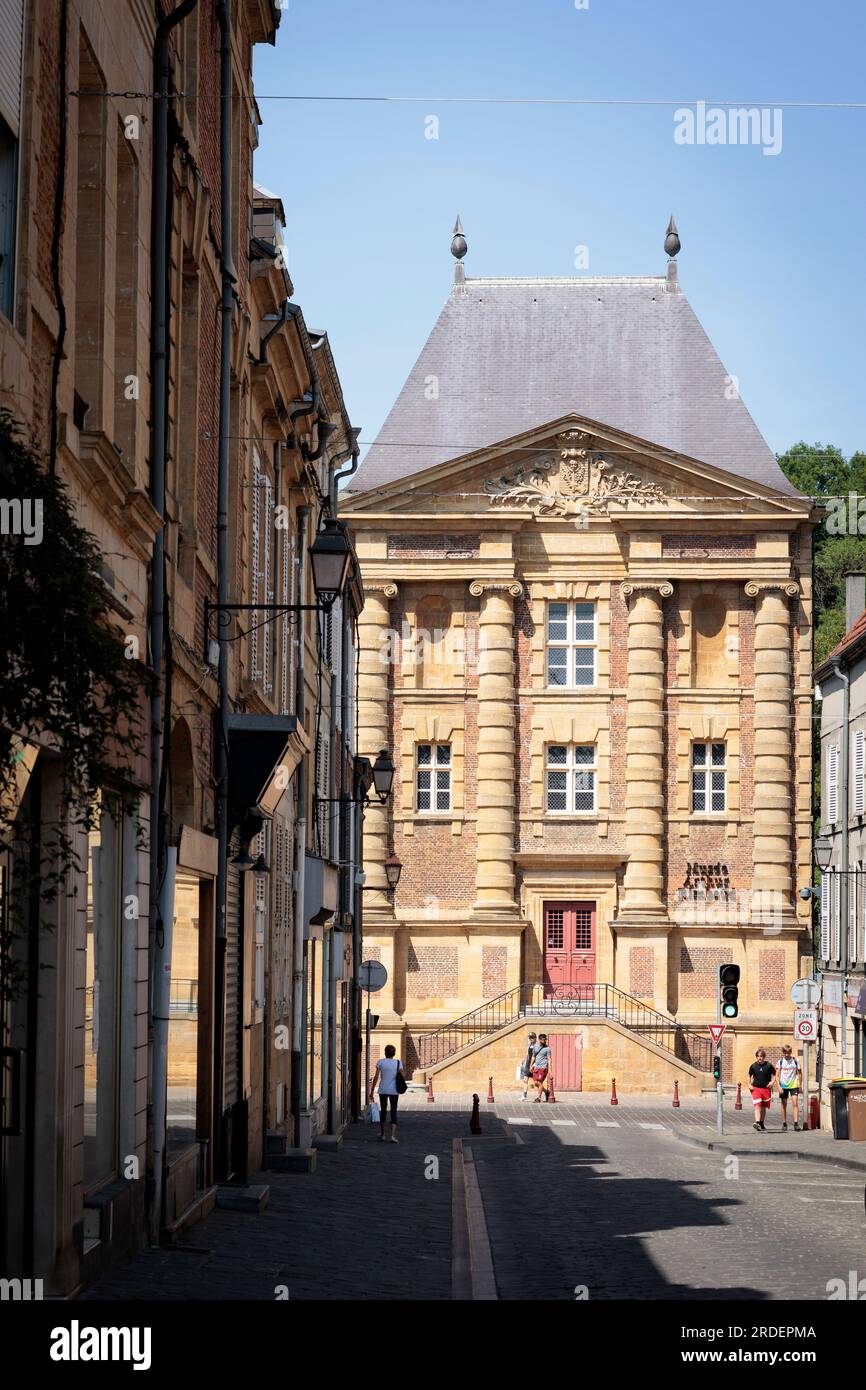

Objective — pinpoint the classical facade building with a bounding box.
[343,224,816,1095]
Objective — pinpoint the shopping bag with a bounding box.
[515,1064,523,1082]
[370,1101,380,1123]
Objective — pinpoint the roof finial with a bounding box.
[664,214,681,293]
[451,214,467,285]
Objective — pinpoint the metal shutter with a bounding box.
[0,0,24,137]
[223,840,241,1109]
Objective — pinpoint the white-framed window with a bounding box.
[691,742,727,814]
[826,742,839,824]
[545,744,597,814]
[546,601,596,688]
[416,742,451,813]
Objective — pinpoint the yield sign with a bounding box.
[708,1023,726,1048]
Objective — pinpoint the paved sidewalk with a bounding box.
[83,1111,500,1302]
[674,1123,866,1172]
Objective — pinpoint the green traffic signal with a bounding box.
[712,1053,722,1081]
[719,962,740,1019]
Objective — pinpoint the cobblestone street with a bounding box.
[82,1099,865,1303]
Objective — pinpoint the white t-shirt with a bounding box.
[378,1057,403,1095]
[777,1055,799,1088]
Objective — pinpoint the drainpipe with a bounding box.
[147,0,197,1237]
[150,848,177,1244]
[331,434,361,514]
[213,0,237,1175]
[832,661,850,1058]
[291,505,312,1144]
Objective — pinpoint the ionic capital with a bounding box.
[744,579,800,599]
[468,579,524,598]
[364,580,399,598]
[620,578,674,600]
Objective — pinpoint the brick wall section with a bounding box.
[759,949,787,1001]
[678,947,731,998]
[406,943,459,998]
[662,534,756,558]
[629,946,654,1000]
[387,533,480,558]
[482,945,508,998]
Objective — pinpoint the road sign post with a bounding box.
[361,960,388,1109]
[709,1022,727,1135]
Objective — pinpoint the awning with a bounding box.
[226,714,306,829]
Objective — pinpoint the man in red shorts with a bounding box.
[532,1033,552,1102]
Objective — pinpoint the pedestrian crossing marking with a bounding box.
[639,1123,666,1130]
[595,1121,620,1127]
[506,1118,533,1125]
[549,1120,577,1127]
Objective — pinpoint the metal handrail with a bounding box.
[416,981,713,1072]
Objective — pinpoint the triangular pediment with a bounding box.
[342,414,809,521]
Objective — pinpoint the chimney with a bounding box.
[845,571,866,631]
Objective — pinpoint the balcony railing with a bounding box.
[416,982,714,1073]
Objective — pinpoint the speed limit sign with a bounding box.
[794,1008,818,1042]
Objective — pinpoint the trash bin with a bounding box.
[829,1078,866,1141]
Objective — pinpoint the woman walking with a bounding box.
[370,1044,405,1143]
[748,1047,776,1131]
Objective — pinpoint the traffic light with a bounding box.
[712,1053,722,1082]
[719,963,740,1018]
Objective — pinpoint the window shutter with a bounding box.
[855,731,866,816]
[0,0,24,137]
[832,872,841,961]
[850,865,859,963]
[262,472,272,694]
[827,743,839,824]
[250,452,261,681]
[820,871,830,961]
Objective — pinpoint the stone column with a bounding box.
[618,580,671,920]
[747,580,798,924]
[470,580,521,915]
[357,582,397,918]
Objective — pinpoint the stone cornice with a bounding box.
[744,579,800,597]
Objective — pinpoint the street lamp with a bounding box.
[814,833,834,873]
[309,518,351,610]
[251,853,269,882]
[384,853,403,892]
[371,749,395,804]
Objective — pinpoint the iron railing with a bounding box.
[416,982,713,1073]
[169,977,199,1018]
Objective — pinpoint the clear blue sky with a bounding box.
[253,0,866,462]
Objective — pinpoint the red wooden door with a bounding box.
[543,902,596,998]
[549,1033,583,1092]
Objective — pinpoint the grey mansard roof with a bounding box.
[347,275,799,498]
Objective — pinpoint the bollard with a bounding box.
[672,1081,680,1108]
[470,1093,482,1134]
[427,1076,435,1104]
[487,1075,495,1104]
[734,1082,743,1111]
[547,1072,556,1104]
[610,1077,619,1106]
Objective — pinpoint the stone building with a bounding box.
[342,223,816,1096]
[0,0,363,1297]
[814,574,866,1127]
